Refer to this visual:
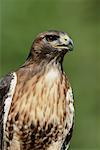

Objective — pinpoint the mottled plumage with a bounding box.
[0,30,74,150]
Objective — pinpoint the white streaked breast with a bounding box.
[3,72,17,131]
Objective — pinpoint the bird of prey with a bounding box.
[0,30,74,150]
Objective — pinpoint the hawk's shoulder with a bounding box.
[0,73,13,100]
[0,72,17,150]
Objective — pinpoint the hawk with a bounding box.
[0,30,74,150]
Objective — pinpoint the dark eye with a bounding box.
[45,35,59,42]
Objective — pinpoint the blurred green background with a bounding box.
[0,0,100,149]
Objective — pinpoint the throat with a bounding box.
[45,61,62,83]
[46,69,60,81]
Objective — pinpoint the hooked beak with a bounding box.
[57,34,74,51]
[66,38,74,51]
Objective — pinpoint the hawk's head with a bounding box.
[28,30,74,63]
